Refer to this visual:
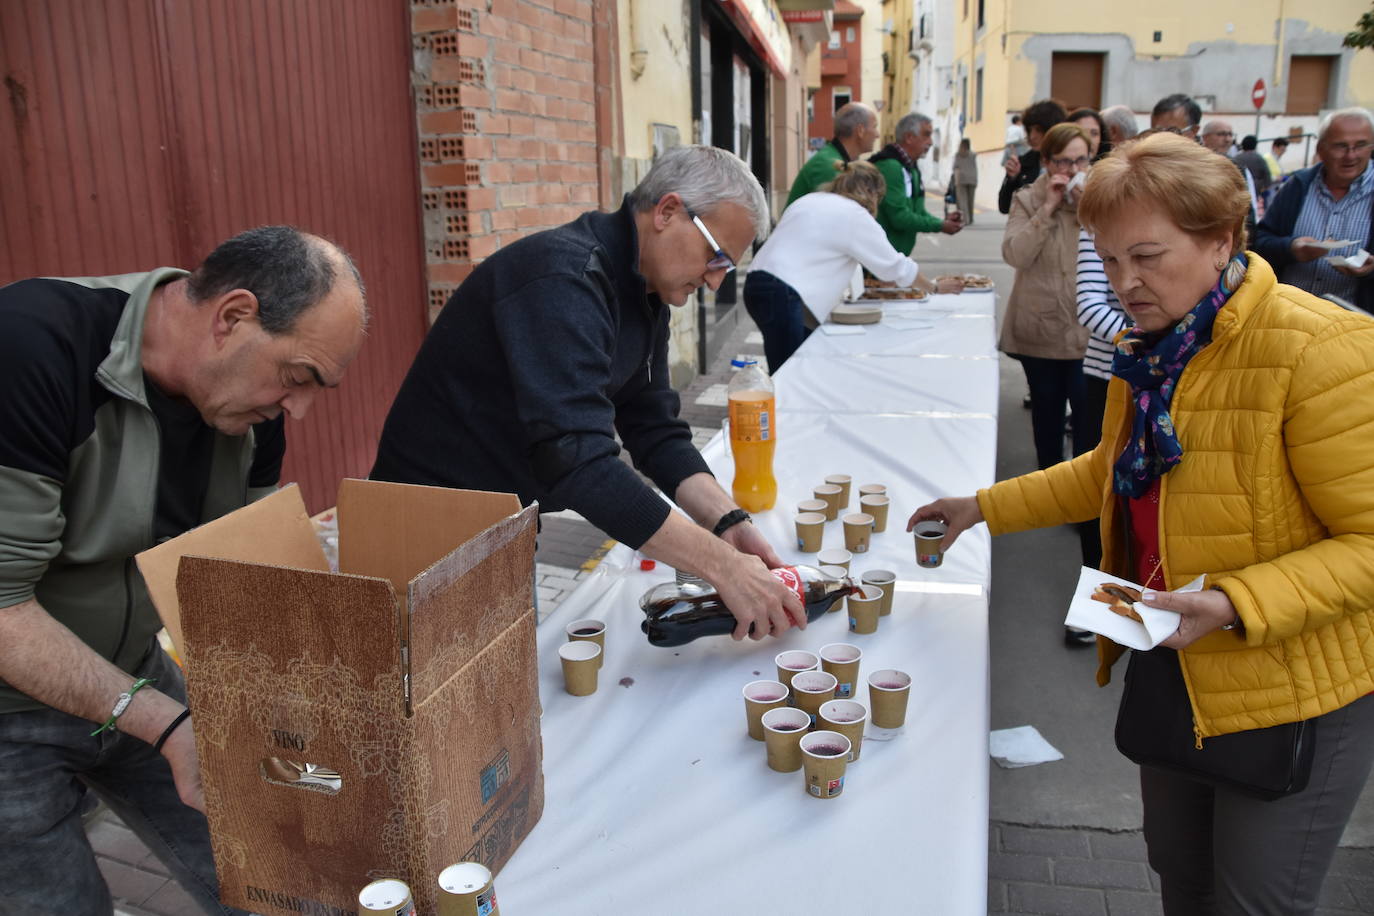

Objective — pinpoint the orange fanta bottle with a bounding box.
[727,356,777,511]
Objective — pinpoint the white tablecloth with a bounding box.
[499,287,1000,914]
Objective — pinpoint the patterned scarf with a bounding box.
[1110,256,1246,498]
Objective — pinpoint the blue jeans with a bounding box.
[0,642,247,915]
[743,269,811,374]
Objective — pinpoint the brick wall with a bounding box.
[411,0,604,322]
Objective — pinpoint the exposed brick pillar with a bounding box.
[411,0,602,323]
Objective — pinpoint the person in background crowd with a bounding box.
[1150,93,1202,139]
[999,99,1069,214]
[1234,135,1273,199]
[999,122,1097,638]
[1004,113,1028,163]
[869,111,963,255]
[1100,104,1140,148]
[1203,118,1261,229]
[911,132,1374,915]
[786,102,879,207]
[953,138,979,225]
[1200,119,1236,156]
[1263,136,1289,184]
[1069,107,1110,160]
[744,161,958,372]
[0,226,369,915]
[1252,107,1374,313]
[373,146,805,643]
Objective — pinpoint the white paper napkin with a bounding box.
[1062,567,1204,650]
[1325,249,1371,269]
[882,317,935,331]
[820,323,867,336]
[989,725,1063,768]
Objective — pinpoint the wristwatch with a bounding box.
[712,508,752,538]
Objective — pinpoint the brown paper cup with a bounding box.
[762,706,811,772]
[566,618,605,669]
[842,512,874,554]
[818,643,863,699]
[847,585,883,634]
[861,570,897,616]
[819,698,869,762]
[824,474,852,510]
[914,520,948,569]
[858,483,887,498]
[813,484,843,521]
[789,670,838,728]
[359,880,413,915]
[437,862,497,916]
[794,512,826,553]
[742,679,789,741]
[860,494,891,532]
[558,641,600,696]
[868,668,912,728]
[796,498,829,516]
[816,548,851,572]
[774,650,820,692]
[801,730,851,798]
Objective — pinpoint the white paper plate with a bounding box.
[830,304,883,325]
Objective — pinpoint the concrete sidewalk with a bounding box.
[91,208,1372,916]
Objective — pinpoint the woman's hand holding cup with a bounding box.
[906,496,983,554]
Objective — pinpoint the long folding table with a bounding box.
[500,290,999,914]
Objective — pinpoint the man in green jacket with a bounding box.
[785,102,879,207]
[870,111,963,255]
[0,227,368,914]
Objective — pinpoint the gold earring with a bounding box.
[1215,259,1227,271]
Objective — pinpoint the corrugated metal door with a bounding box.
[1,0,427,512]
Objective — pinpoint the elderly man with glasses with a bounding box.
[373,146,805,642]
[1254,107,1374,313]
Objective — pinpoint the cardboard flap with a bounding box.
[177,556,404,711]
[407,503,539,707]
[336,479,522,595]
[135,485,326,656]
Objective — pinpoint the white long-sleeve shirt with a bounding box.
[1075,228,1128,381]
[748,192,919,323]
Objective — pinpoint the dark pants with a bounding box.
[1075,373,1111,569]
[1016,354,1093,471]
[1141,692,1374,915]
[0,643,246,915]
[743,269,811,374]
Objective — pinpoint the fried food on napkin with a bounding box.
[1091,582,1143,622]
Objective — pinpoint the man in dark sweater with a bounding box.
[373,146,803,640]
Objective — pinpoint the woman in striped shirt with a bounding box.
[1074,227,1129,576]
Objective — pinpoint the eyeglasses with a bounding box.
[688,210,736,273]
[1326,141,1373,156]
[1049,156,1092,170]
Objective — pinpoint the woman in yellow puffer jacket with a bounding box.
[910,133,1374,914]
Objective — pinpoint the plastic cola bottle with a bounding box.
[640,566,858,647]
[727,356,777,511]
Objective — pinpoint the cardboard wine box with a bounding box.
[137,479,543,915]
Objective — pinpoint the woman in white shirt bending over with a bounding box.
[743,161,959,372]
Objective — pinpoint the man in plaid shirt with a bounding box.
[1254,108,1374,313]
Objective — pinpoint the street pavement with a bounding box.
[89,203,1372,915]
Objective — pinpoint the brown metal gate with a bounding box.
[1,0,428,512]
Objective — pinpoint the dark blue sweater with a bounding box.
[1253,164,1374,314]
[372,200,709,548]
